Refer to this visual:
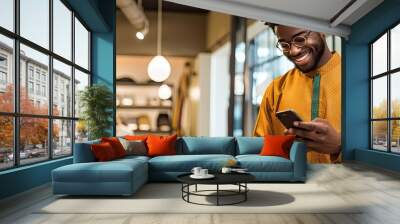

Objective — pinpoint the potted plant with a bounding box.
[79,84,113,140]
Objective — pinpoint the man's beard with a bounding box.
[295,40,326,73]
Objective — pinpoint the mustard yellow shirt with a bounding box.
[253,53,341,163]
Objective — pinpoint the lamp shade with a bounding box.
[147,55,171,82]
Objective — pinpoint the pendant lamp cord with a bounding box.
[157,0,162,55]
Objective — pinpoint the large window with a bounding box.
[370,23,400,153]
[248,29,294,126]
[0,0,91,171]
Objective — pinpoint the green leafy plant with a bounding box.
[79,84,113,140]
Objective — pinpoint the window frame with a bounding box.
[370,20,400,154]
[0,0,92,171]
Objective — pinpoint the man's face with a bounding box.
[276,26,326,73]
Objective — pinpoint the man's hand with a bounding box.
[285,118,341,154]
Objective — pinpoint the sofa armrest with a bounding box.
[73,141,99,163]
[289,141,307,181]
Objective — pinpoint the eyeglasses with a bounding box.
[276,31,312,53]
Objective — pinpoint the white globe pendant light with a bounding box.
[148,55,171,82]
[147,0,171,82]
[158,84,172,100]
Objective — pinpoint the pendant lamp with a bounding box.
[147,0,171,82]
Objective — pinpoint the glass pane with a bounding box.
[20,117,49,165]
[74,69,89,118]
[391,72,400,118]
[372,121,387,151]
[391,24,400,70]
[0,116,13,170]
[0,0,14,31]
[75,120,88,143]
[20,0,49,49]
[372,33,387,76]
[53,119,72,158]
[20,44,49,115]
[75,18,89,70]
[53,0,72,60]
[0,34,14,112]
[235,42,246,73]
[372,77,387,119]
[53,59,72,117]
[391,120,400,153]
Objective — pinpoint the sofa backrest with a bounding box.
[177,137,236,155]
[73,139,100,163]
[235,137,263,155]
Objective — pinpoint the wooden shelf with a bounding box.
[117,105,172,110]
[134,130,173,134]
[116,81,173,87]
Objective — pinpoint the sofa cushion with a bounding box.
[53,159,147,183]
[177,137,235,155]
[147,135,177,157]
[101,137,127,158]
[235,137,263,155]
[119,138,147,156]
[236,155,293,172]
[260,135,295,159]
[149,154,235,172]
[91,142,118,161]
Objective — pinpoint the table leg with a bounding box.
[195,184,198,192]
[245,183,247,201]
[217,184,219,206]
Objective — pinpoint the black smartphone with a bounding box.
[275,109,303,129]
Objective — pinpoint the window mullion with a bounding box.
[13,0,20,167]
[71,11,76,154]
[48,0,53,160]
[388,29,391,153]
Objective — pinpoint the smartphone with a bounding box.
[275,109,303,129]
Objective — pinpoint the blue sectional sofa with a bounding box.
[52,137,307,196]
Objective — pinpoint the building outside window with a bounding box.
[371,22,400,154]
[0,0,91,170]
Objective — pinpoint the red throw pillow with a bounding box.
[146,135,177,157]
[124,135,148,141]
[91,142,117,161]
[259,135,296,159]
[101,137,126,158]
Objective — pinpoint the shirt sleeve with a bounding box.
[253,83,275,137]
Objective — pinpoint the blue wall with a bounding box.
[0,0,116,200]
[344,0,400,171]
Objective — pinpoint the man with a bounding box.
[253,24,341,163]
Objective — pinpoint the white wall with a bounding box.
[210,43,230,136]
[195,53,212,136]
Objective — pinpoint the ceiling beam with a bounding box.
[330,0,368,27]
[165,0,351,37]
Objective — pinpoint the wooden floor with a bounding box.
[1,162,400,224]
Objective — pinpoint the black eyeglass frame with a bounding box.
[276,31,312,53]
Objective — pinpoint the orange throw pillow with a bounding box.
[101,137,126,158]
[124,135,148,141]
[91,142,117,161]
[146,135,177,157]
[260,135,296,159]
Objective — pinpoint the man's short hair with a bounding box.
[264,22,278,33]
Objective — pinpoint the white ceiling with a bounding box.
[165,0,384,38]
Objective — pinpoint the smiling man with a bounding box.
[253,24,341,163]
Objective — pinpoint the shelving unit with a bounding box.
[116,81,174,135]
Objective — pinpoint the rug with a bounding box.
[37,183,361,214]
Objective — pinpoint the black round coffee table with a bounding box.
[177,173,255,206]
